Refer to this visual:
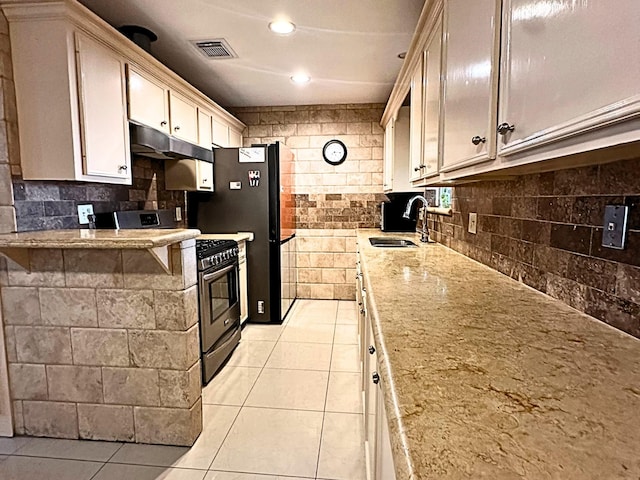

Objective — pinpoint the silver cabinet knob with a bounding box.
[497,123,515,135]
[368,345,375,355]
[118,165,128,172]
[372,372,380,384]
[160,120,167,126]
[471,136,486,145]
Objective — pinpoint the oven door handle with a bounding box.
[202,263,237,283]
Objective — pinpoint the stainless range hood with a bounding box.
[129,122,213,163]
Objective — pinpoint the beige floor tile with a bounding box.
[205,472,310,479]
[0,456,103,480]
[225,341,275,368]
[326,372,363,414]
[330,344,361,373]
[0,436,32,455]
[202,367,261,406]
[336,301,358,325]
[13,437,122,462]
[317,412,366,480]
[279,323,335,344]
[245,369,328,411]
[288,300,338,324]
[241,324,284,342]
[93,464,207,480]
[210,407,323,478]
[111,405,239,470]
[265,342,332,371]
[333,324,359,345]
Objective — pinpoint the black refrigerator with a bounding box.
[189,142,296,324]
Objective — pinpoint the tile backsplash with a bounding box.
[295,193,386,230]
[428,157,640,339]
[13,157,186,231]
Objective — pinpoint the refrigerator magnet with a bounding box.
[248,170,260,187]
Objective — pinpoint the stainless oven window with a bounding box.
[203,263,238,324]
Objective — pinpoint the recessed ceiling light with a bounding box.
[397,52,407,59]
[269,20,296,35]
[290,74,310,84]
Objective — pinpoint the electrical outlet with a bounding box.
[257,301,265,314]
[468,212,478,234]
[77,204,94,225]
[602,205,628,249]
[175,206,182,222]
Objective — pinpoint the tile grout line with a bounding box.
[314,304,339,479]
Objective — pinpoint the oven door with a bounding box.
[199,261,240,353]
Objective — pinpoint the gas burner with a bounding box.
[195,239,239,271]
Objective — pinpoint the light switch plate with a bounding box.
[602,205,628,249]
[77,204,94,225]
[468,212,478,234]
[175,206,182,222]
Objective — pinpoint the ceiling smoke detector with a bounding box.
[191,39,237,59]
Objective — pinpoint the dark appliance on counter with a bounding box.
[196,239,241,384]
[94,209,241,384]
[188,142,296,324]
[380,193,419,232]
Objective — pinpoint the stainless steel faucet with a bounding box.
[403,195,430,243]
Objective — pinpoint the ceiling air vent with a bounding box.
[191,39,237,59]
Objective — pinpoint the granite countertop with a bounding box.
[0,228,201,249]
[197,232,255,242]
[357,229,640,479]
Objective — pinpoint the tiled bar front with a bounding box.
[1,240,202,446]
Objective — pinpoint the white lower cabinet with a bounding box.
[238,240,249,325]
[361,275,396,480]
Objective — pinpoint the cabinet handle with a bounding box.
[471,136,486,145]
[497,123,515,135]
[202,178,208,182]
[160,120,167,126]
[118,165,128,172]
[360,308,365,315]
[372,372,380,384]
[413,166,421,172]
[174,125,181,131]
[368,345,375,355]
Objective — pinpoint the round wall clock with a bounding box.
[322,139,348,165]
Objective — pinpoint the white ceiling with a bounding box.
[78,0,425,108]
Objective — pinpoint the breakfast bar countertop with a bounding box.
[0,228,201,249]
[357,229,640,479]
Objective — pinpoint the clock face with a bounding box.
[322,140,347,165]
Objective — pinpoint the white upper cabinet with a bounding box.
[75,33,131,181]
[420,16,442,179]
[409,60,424,181]
[169,91,198,144]
[383,117,394,192]
[198,108,213,148]
[228,128,243,148]
[127,66,170,134]
[212,113,230,148]
[498,0,640,159]
[440,0,501,172]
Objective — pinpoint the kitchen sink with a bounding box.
[369,237,417,247]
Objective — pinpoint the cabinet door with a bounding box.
[409,60,424,181]
[75,33,130,181]
[169,91,198,143]
[212,114,229,147]
[198,109,213,148]
[196,160,214,191]
[364,310,378,479]
[383,118,394,191]
[421,16,443,178]
[228,128,243,148]
[441,0,500,172]
[498,0,640,157]
[127,66,170,134]
[375,380,396,480]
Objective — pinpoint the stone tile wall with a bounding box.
[232,104,387,300]
[297,229,357,300]
[427,157,640,339]
[13,157,186,232]
[2,240,203,445]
